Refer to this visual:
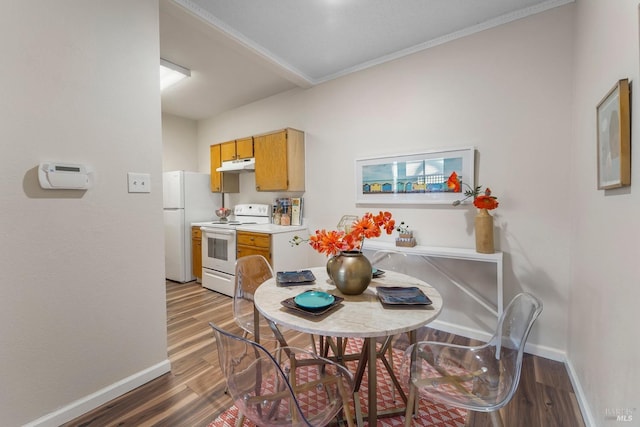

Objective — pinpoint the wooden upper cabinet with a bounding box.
[254,128,305,192]
[210,144,239,193]
[220,140,236,162]
[235,137,254,159]
[220,137,254,162]
[209,144,222,192]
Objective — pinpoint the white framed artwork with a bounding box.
[355,147,475,205]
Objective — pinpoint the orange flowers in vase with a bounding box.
[447,171,499,254]
[447,171,499,210]
[290,212,396,295]
[291,211,396,257]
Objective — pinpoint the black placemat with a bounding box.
[376,286,432,306]
[280,295,344,316]
[276,270,316,286]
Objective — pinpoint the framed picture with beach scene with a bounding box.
[597,78,631,190]
[355,147,475,205]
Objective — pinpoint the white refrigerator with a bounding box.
[163,171,221,283]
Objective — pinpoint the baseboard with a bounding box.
[430,319,493,342]
[564,357,596,427]
[23,359,171,427]
[430,319,565,361]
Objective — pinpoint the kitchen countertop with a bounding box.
[190,222,307,235]
[236,224,307,234]
[191,221,222,227]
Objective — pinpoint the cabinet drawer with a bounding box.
[237,231,270,248]
[191,227,202,239]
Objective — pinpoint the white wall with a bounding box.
[569,0,640,425]
[162,112,198,172]
[198,5,575,355]
[0,2,168,425]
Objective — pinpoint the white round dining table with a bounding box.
[253,266,443,425]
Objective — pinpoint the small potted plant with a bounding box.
[395,222,416,247]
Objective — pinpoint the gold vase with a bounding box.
[327,251,372,295]
[474,208,495,254]
[326,255,336,282]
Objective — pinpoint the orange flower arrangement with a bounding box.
[292,212,395,256]
[447,172,499,210]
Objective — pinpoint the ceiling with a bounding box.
[159,0,571,120]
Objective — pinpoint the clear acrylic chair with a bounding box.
[401,292,543,427]
[235,254,316,350]
[234,254,278,343]
[210,321,356,427]
[370,249,409,273]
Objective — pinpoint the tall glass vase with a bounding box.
[326,250,372,295]
[474,208,495,254]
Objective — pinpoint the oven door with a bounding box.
[201,227,236,275]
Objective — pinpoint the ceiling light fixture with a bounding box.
[160,58,191,90]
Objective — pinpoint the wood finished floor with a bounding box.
[64,281,585,427]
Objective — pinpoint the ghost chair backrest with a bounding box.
[209,321,355,427]
[233,254,276,342]
[369,249,409,274]
[402,293,543,427]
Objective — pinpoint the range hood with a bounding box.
[216,158,256,173]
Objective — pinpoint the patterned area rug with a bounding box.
[208,338,467,427]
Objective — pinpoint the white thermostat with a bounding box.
[38,162,92,190]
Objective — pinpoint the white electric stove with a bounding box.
[200,204,271,296]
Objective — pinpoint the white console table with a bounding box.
[364,241,504,317]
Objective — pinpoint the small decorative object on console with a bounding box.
[395,221,416,247]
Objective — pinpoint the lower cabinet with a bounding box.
[237,228,310,273]
[236,231,271,265]
[191,226,202,281]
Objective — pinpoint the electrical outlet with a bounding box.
[128,172,151,193]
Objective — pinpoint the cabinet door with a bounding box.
[191,227,202,278]
[220,140,237,161]
[210,143,240,193]
[209,144,222,192]
[236,245,271,265]
[236,137,254,159]
[254,130,288,191]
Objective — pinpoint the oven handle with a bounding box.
[201,227,236,236]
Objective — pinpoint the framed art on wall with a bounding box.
[597,78,631,190]
[355,147,475,205]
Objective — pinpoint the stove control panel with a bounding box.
[234,204,271,217]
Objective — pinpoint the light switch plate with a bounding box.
[128,172,151,193]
